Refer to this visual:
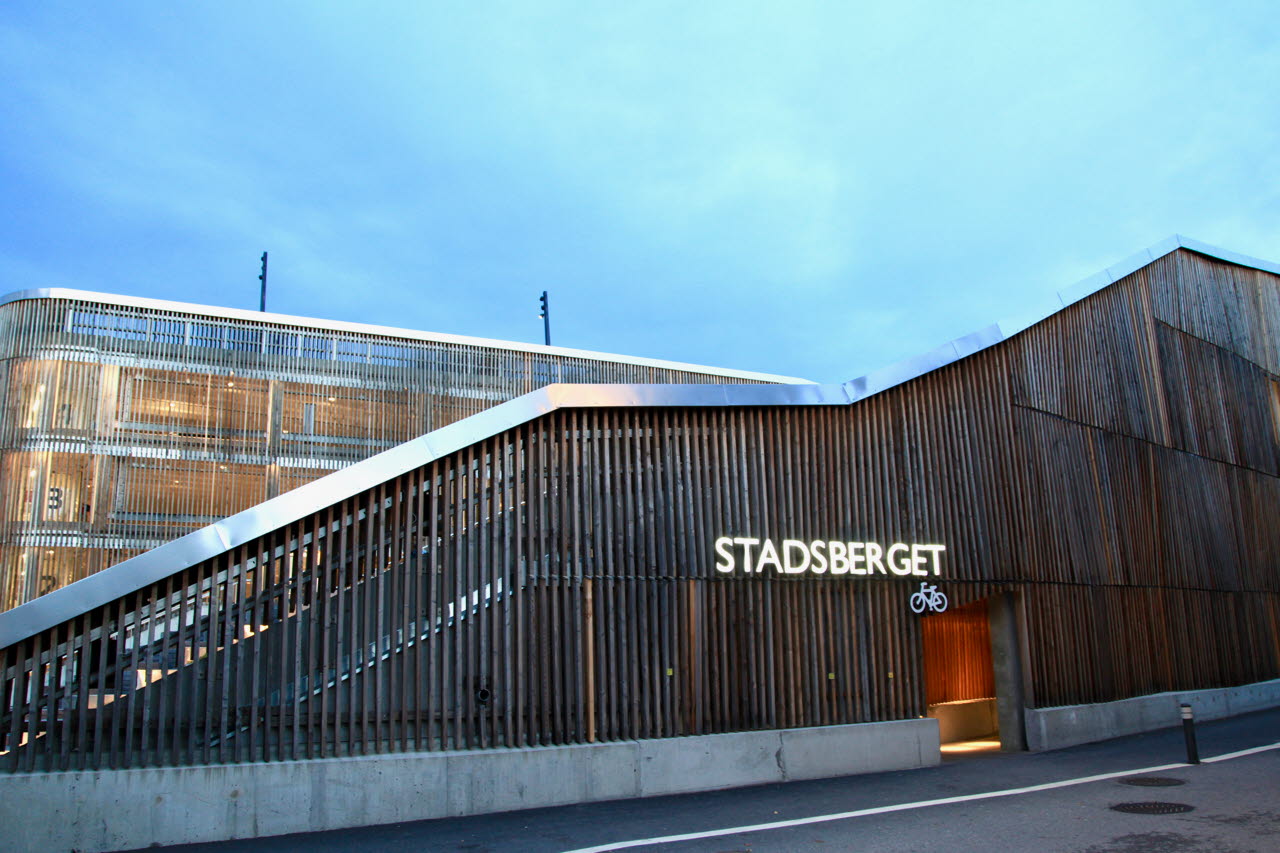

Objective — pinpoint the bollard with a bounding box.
[1180,703,1200,764]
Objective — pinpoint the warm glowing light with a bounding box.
[327,397,336,402]
[227,381,235,387]
[28,469,36,478]
[940,739,1001,754]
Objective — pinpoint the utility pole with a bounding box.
[538,290,551,346]
[258,251,269,312]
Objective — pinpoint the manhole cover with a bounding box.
[1110,802,1195,814]
[1119,777,1186,787]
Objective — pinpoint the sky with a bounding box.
[1,2,1277,383]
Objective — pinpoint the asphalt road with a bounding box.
[158,708,1280,853]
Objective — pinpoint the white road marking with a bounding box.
[1201,741,1280,763]
[561,741,1280,853]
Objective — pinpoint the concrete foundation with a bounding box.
[0,718,939,853]
[1025,678,1280,752]
[928,698,999,742]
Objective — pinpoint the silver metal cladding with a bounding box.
[0,287,812,385]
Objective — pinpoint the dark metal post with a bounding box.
[539,290,551,346]
[1180,703,1200,764]
[258,251,269,312]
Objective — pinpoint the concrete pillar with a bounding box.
[988,591,1027,751]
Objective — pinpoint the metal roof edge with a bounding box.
[0,287,812,385]
[1173,235,1280,276]
[843,324,1004,403]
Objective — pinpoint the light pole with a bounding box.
[258,251,268,312]
[538,290,551,346]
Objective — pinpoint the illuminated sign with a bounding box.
[713,537,945,577]
[909,582,948,613]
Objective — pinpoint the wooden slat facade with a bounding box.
[922,600,994,706]
[0,248,1277,772]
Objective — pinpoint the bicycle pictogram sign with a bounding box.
[909,581,948,614]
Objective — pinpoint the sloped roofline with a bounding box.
[0,287,811,385]
[1,235,1275,647]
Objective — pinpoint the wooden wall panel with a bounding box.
[1010,263,1169,447]
[1155,321,1280,475]
[1023,585,1280,708]
[1151,252,1280,376]
[923,600,994,705]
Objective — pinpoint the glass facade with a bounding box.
[0,293,783,610]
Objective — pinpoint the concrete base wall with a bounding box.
[0,718,939,853]
[928,698,999,742]
[1025,678,1280,752]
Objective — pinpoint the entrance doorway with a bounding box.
[922,593,1028,752]
[923,598,999,753]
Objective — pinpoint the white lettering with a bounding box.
[828,541,849,574]
[714,537,735,573]
[849,541,866,575]
[887,543,912,576]
[782,540,810,574]
[918,544,946,576]
[809,540,828,573]
[910,544,928,576]
[711,536,946,577]
[756,539,783,574]
[866,542,886,574]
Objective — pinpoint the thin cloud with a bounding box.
[0,3,1276,383]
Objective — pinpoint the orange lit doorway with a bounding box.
[923,598,999,753]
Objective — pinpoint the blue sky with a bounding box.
[2,2,1277,382]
